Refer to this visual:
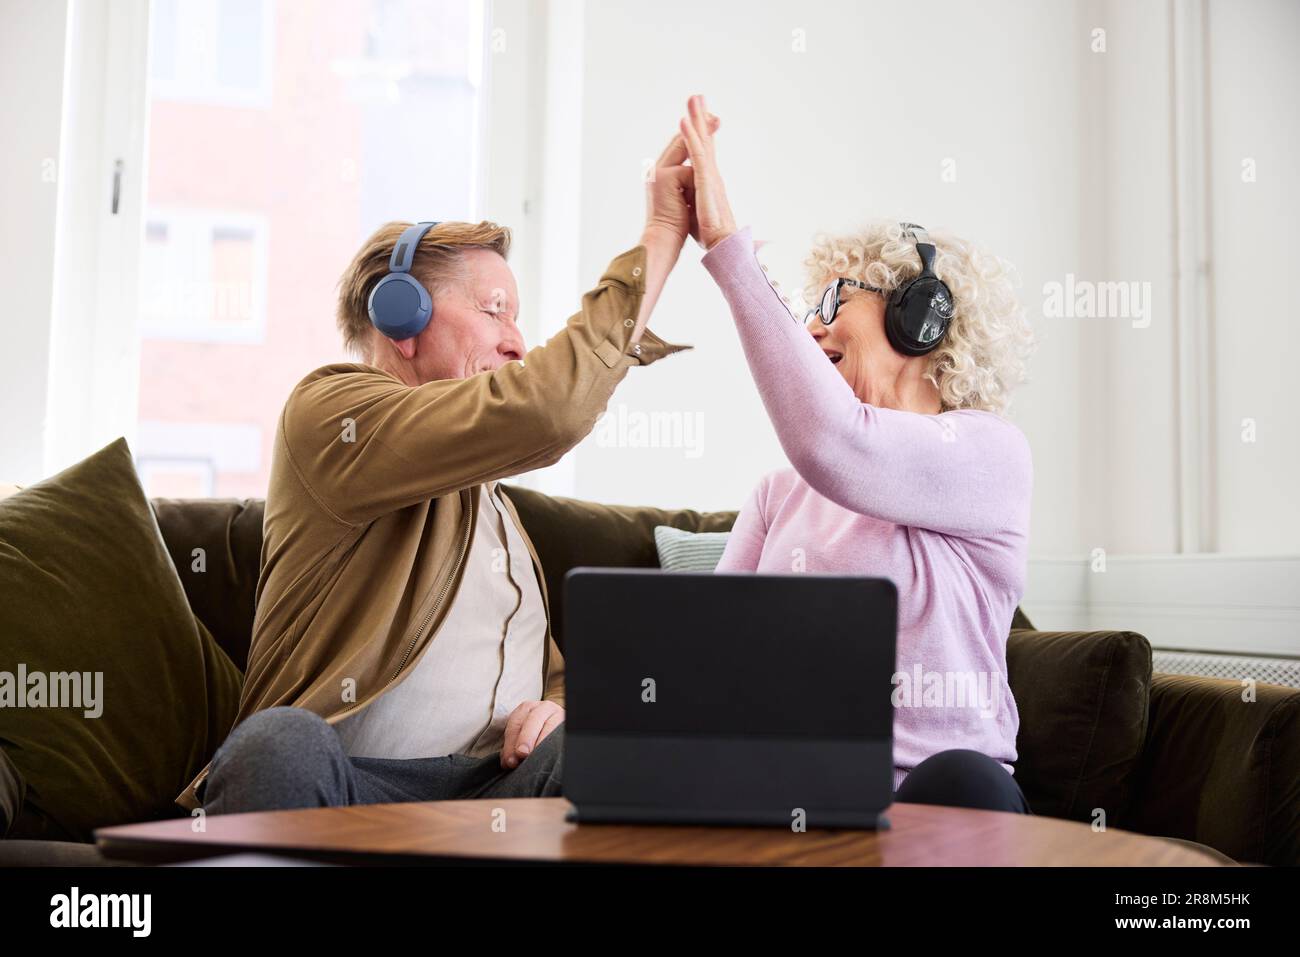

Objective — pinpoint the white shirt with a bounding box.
[333,481,547,759]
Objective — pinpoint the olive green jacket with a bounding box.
[177,242,687,810]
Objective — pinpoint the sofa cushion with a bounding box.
[151,498,263,673]
[0,438,243,842]
[499,485,736,648]
[654,525,732,571]
[1005,628,1151,824]
[0,748,23,837]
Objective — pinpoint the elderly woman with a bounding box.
[679,95,1036,814]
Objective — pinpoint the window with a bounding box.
[149,0,273,108]
[134,421,262,498]
[139,209,268,342]
[135,0,487,499]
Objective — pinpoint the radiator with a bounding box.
[1153,650,1300,690]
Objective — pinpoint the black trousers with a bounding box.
[893,748,1032,814]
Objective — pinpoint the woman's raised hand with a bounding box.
[629,112,721,346]
[679,94,737,251]
[644,113,720,249]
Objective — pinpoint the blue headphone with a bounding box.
[367,220,440,339]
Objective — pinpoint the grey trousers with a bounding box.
[199,705,564,816]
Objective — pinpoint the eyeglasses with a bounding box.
[804,278,885,327]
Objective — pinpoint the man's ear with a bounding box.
[392,335,418,361]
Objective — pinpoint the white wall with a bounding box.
[556,0,1091,554]
[0,0,68,485]
[1073,0,1181,557]
[1206,0,1300,554]
[493,0,1299,569]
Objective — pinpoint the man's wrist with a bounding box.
[637,225,683,292]
[639,223,684,257]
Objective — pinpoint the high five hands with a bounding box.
[644,95,737,252]
[644,109,717,249]
[679,94,738,251]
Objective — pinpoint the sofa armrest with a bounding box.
[1123,673,1300,866]
[1006,628,1151,823]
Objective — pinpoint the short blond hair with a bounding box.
[335,220,512,359]
[801,221,1034,414]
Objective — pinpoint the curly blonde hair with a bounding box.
[798,222,1034,414]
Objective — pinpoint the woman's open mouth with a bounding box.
[824,350,843,365]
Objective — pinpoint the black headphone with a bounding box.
[884,222,955,357]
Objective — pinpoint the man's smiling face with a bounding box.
[410,248,526,383]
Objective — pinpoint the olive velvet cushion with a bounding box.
[1005,628,1152,824]
[0,438,242,841]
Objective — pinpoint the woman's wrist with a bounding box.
[703,226,739,252]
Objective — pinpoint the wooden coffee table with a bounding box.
[95,798,1230,866]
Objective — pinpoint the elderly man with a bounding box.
[176,126,709,814]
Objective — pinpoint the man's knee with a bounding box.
[216,706,336,763]
[203,706,348,812]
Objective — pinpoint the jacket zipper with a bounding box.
[389,489,476,682]
[503,490,555,687]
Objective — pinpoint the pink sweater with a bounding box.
[702,227,1033,792]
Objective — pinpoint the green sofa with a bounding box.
[1,486,1296,865]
